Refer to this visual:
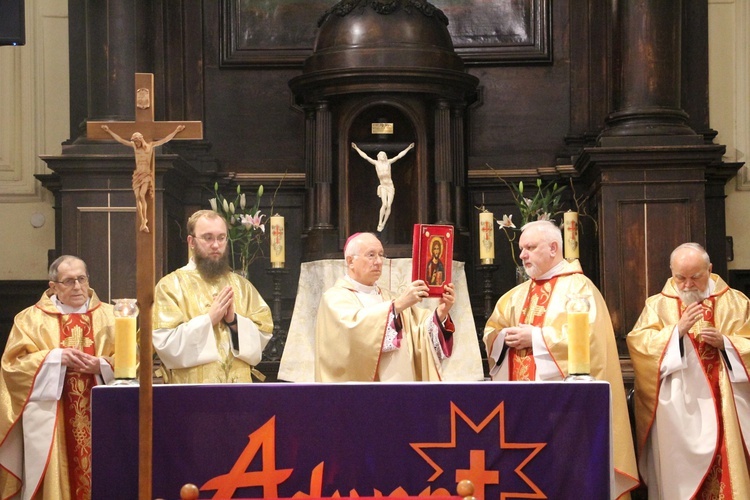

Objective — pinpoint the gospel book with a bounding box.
[411,224,454,297]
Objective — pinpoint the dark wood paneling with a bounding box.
[0,281,49,351]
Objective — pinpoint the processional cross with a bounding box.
[87,73,203,500]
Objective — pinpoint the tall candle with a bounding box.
[114,317,137,379]
[270,215,285,268]
[567,311,590,375]
[479,211,495,264]
[564,211,579,260]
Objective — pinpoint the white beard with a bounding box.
[677,288,706,305]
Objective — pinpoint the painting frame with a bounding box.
[220,0,551,68]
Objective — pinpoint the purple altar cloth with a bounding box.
[92,382,611,499]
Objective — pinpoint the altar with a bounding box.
[91,382,612,499]
[278,258,484,382]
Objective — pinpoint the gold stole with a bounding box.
[680,298,733,499]
[510,277,558,381]
[58,312,96,500]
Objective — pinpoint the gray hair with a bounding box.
[670,242,711,268]
[521,220,563,247]
[48,255,87,281]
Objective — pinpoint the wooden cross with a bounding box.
[87,73,202,500]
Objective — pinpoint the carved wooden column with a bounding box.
[78,0,154,124]
[452,104,468,232]
[313,102,333,230]
[599,0,699,145]
[575,0,738,353]
[434,99,453,225]
[304,107,316,231]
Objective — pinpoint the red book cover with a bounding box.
[412,224,454,297]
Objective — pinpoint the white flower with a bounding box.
[209,198,218,212]
[239,211,266,231]
[222,199,229,213]
[497,214,515,229]
[240,193,246,210]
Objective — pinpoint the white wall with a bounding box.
[0,0,67,279]
[711,0,750,269]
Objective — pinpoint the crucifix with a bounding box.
[87,73,203,500]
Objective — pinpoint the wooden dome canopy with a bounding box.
[289,0,478,102]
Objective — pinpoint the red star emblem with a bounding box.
[410,402,547,500]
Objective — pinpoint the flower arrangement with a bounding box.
[209,182,266,274]
[495,177,567,268]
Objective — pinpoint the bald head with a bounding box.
[669,243,712,300]
[345,232,384,286]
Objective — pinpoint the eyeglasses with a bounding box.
[193,234,228,245]
[359,251,386,261]
[53,275,89,287]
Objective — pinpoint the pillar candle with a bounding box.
[114,317,137,379]
[270,215,285,268]
[563,211,579,260]
[479,211,495,264]
[567,311,591,375]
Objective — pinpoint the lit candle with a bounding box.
[270,215,285,268]
[563,211,579,260]
[567,311,590,375]
[113,298,138,381]
[479,211,495,264]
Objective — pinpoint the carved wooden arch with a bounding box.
[337,95,431,253]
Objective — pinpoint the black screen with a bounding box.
[0,0,26,46]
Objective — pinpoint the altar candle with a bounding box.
[564,211,579,260]
[567,311,591,375]
[114,317,137,379]
[270,215,285,268]
[479,211,495,264]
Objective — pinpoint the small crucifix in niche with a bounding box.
[351,142,414,232]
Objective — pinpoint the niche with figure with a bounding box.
[342,102,425,250]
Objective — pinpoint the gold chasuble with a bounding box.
[315,278,449,382]
[0,290,115,500]
[153,267,273,384]
[628,275,750,499]
[484,259,639,499]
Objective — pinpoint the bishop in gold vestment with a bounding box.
[627,243,750,499]
[152,210,273,384]
[315,232,455,382]
[483,221,638,499]
[0,256,115,500]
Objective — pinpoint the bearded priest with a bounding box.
[153,209,273,383]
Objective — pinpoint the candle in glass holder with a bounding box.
[270,215,285,268]
[567,311,590,375]
[479,211,495,264]
[113,298,138,380]
[565,293,593,380]
[564,211,579,260]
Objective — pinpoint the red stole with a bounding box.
[58,312,96,500]
[679,297,733,499]
[510,277,559,381]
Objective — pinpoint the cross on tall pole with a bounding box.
[87,73,203,500]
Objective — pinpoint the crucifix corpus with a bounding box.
[86,73,203,500]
